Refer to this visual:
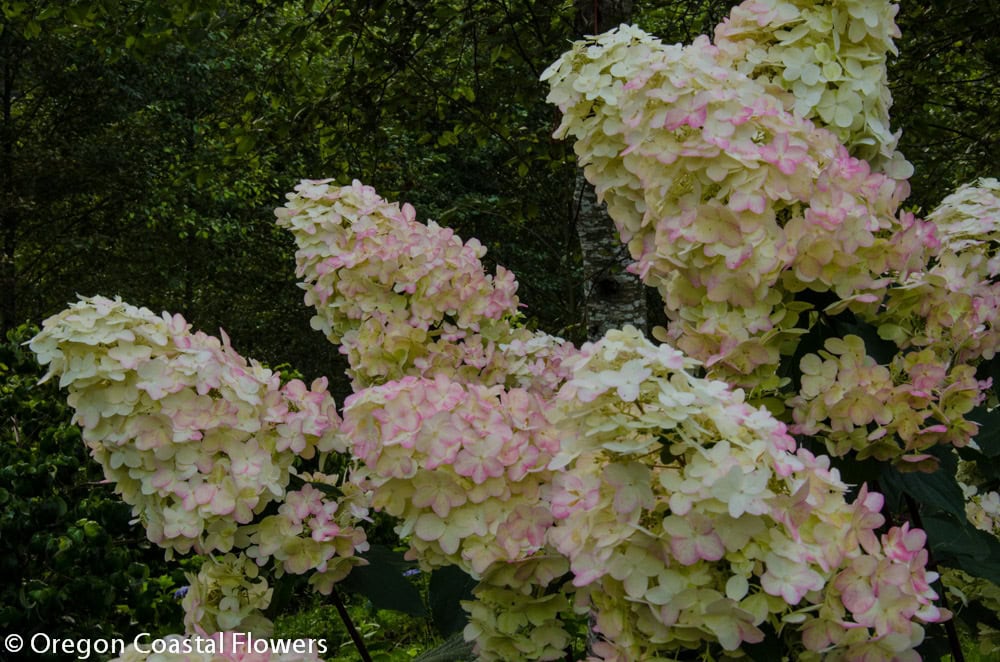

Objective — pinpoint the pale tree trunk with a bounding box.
[572,0,646,342]
[574,175,647,340]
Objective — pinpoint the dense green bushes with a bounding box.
[0,325,185,646]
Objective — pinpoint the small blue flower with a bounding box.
[174,586,189,599]
[402,568,421,577]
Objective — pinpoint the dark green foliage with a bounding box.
[967,404,1000,457]
[428,567,477,637]
[923,514,1000,586]
[881,448,967,521]
[341,546,428,617]
[0,325,184,644]
[276,598,439,661]
[744,622,786,662]
[890,1,1000,213]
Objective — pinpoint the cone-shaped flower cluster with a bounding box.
[276,178,578,397]
[542,23,933,390]
[277,178,544,390]
[714,0,909,174]
[547,326,945,659]
[29,296,368,578]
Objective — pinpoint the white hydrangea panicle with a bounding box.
[548,326,946,659]
[714,0,910,177]
[277,180,514,386]
[30,296,368,582]
[543,24,934,391]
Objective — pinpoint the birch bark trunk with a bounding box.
[572,0,645,341]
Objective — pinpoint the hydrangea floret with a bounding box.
[181,552,274,634]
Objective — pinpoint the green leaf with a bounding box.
[988,355,1000,401]
[429,565,476,636]
[915,626,954,661]
[967,404,1000,457]
[235,134,256,155]
[341,545,426,616]
[37,5,60,21]
[23,19,41,38]
[828,453,883,496]
[880,452,965,521]
[922,514,1000,585]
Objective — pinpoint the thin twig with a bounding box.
[329,584,373,662]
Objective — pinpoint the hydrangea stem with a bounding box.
[329,584,373,662]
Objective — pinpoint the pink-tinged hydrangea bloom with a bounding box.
[790,335,988,463]
[866,178,1000,365]
[547,326,946,659]
[714,0,909,176]
[543,22,933,391]
[30,296,368,589]
[241,473,369,594]
[275,179,576,395]
[343,376,558,579]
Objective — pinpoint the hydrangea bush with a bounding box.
[28,0,1000,660]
